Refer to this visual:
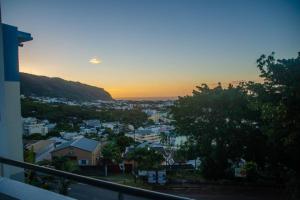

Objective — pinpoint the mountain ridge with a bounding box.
[20,72,113,101]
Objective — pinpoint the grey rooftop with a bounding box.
[53,137,99,152]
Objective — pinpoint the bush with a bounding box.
[200,157,229,180]
[23,133,45,140]
[244,161,258,181]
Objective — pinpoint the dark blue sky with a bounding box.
[2,0,300,98]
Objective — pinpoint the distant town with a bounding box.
[18,52,300,199]
[1,0,299,199]
[21,94,192,187]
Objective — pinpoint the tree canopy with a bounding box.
[127,147,164,170]
[172,52,300,180]
[22,99,148,127]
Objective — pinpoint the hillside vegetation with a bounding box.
[20,73,113,101]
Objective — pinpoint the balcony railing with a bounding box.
[0,156,192,200]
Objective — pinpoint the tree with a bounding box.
[23,133,45,140]
[160,132,168,145]
[247,52,300,178]
[171,83,266,179]
[115,133,135,153]
[105,132,134,153]
[101,143,122,176]
[171,51,300,184]
[45,130,61,138]
[127,147,164,170]
[21,99,148,126]
[24,146,38,186]
[52,157,79,194]
[54,122,79,132]
[103,127,114,136]
[24,146,35,163]
[102,132,135,175]
[52,156,78,172]
[174,141,199,167]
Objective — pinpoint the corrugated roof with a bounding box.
[72,137,99,152]
[53,141,73,151]
[53,137,99,152]
[27,140,54,154]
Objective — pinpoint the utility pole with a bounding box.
[133,128,137,183]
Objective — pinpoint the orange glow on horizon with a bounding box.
[19,44,262,99]
[20,68,261,99]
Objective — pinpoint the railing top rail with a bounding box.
[0,156,193,200]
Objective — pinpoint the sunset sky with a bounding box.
[2,0,300,99]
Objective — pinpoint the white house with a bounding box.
[60,132,80,140]
[27,124,48,136]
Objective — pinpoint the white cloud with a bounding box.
[89,58,102,64]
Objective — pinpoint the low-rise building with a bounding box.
[26,123,48,136]
[80,127,97,134]
[51,137,101,166]
[83,119,101,128]
[126,131,161,143]
[26,140,55,162]
[22,117,51,136]
[102,122,118,130]
[46,123,56,132]
[60,132,80,140]
[174,136,187,148]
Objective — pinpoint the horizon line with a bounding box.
[114,96,179,101]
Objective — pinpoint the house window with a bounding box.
[79,159,88,165]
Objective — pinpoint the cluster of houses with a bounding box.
[125,125,183,145]
[23,116,190,167]
[25,134,193,184]
[21,97,250,182]
[21,97,197,184]
[24,95,174,111]
[22,118,116,166]
[59,120,121,141]
[22,95,80,106]
[22,117,120,138]
[25,136,101,166]
[142,109,172,123]
[22,117,56,136]
[22,116,200,186]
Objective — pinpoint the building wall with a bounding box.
[0,16,8,177]
[27,124,48,135]
[92,144,101,165]
[2,81,23,178]
[1,23,31,179]
[52,145,100,166]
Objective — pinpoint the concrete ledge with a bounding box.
[0,177,76,200]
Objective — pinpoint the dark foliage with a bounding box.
[21,98,148,127]
[172,52,300,183]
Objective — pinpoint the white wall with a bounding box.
[1,82,24,179]
[0,11,24,178]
